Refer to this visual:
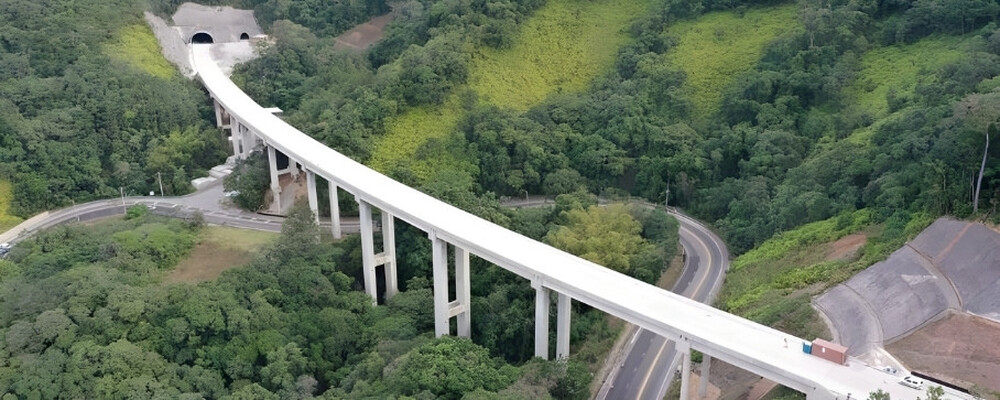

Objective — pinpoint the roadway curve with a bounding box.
[0,182,360,246]
[600,210,729,400]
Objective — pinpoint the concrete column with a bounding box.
[266,146,281,211]
[381,211,398,298]
[679,344,692,400]
[534,283,550,359]
[230,129,241,156]
[358,200,377,305]
[698,354,712,398]
[455,247,471,338]
[213,99,223,128]
[231,118,243,158]
[328,182,341,239]
[556,292,571,359]
[242,126,253,154]
[431,234,450,337]
[306,170,319,224]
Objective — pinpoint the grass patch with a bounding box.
[846,35,966,120]
[469,0,652,111]
[104,24,176,79]
[369,96,464,179]
[845,35,968,144]
[667,4,799,120]
[717,209,934,338]
[166,226,277,284]
[371,0,651,180]
[0,181,23,233]
[201,226,278,252]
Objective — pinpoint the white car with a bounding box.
[900,375,924,389]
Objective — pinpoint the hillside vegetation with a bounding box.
[0,181,22,233]
[719,209,934,338]
[104,24,177,79]
[668,4,799,119]
[469,0,653,111]
[369,0,652,180]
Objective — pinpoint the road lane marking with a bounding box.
[634,339,668,400]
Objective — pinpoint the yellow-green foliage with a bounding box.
[104,24,176,79]
[0,181,23,233]
[369,96,463,179]
[847,35,965,119]
[202,226,277,252]
[469,0,652,111]
[667,4,799,119]
[731,209,873,272]
[545,204,652,275]
[372,0,651,180]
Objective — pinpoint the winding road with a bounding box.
[600,210,730,400]
[0,181,360,246]
[500,196,730,400]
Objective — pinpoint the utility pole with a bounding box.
[158,172,164,196]
[120,187,126,213]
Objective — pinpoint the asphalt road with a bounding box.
[600,210,730,400]
[0,181,359,246]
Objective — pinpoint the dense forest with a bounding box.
[2,0,1000,397]
[0,198,676,398]
[0,0,227,216]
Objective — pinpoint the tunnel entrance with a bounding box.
[191,32,214,44]
[240,32,250,40]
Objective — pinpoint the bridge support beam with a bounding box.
[358,199,398,306]
[534,283,550,359]
[431,234,450,337]
[454,246,471,337]
[359,200,377,304]
[533,284,572,360]
[306,170,319,225]
[328,182,342,239]
[556,293,571,359]
[230,118,243,158]
[429,234,471,338]
[698,354,711,398]
[381,211,398,298]
[213,99,223,128]
[678,343,692,400]
[230,129,241,156]
[266,145,281,211]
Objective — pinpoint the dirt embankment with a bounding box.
[887,312,1000,392]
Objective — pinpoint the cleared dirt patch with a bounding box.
[166,227,277,284]
[887,312,1000,391]
[334,13,393,50]
[825,233,866,261]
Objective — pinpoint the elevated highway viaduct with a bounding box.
[193,44,933,400]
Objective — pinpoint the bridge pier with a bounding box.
[698,354,712,398]
[358,199,398,306]
[328,182,342,239]
[213,99,224,129]
[679,342,692,400]
[266,145,281,211]
[430,234,472,338]
[306,170,319,225]
[533,283,572,360]
[534,283,550,358]
[556,292,571,359]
